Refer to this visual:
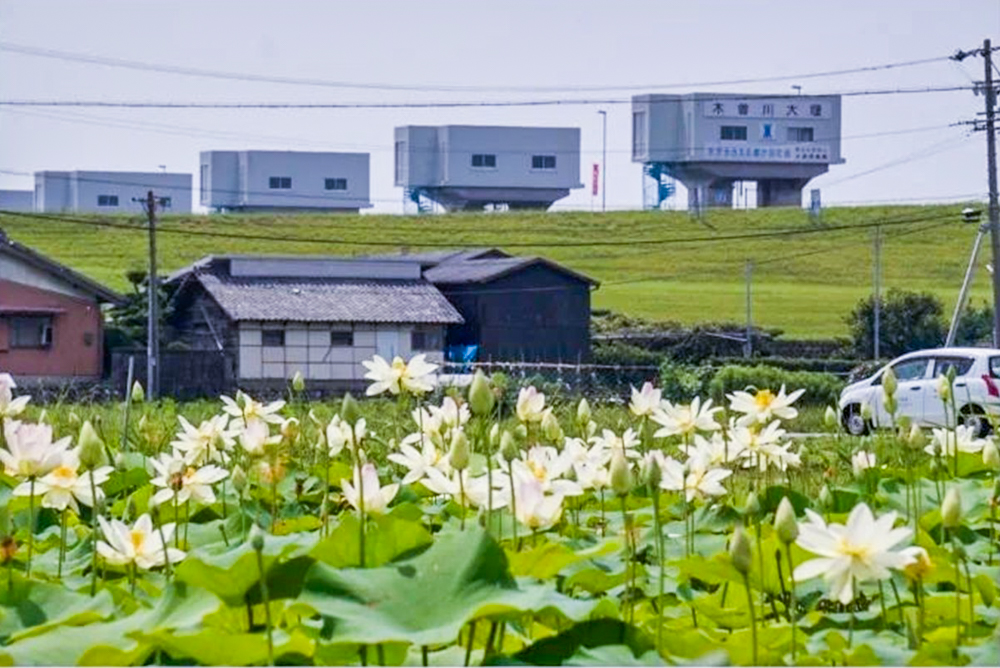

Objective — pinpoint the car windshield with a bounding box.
[883,357,929,383]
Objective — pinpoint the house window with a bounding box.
[531,155,556,170]
[330,330,353,347]
[97,194,119,206]
[719,126,748,141]
[262,329,285,346]
[411,327,442,351]
[471,154,496,168]
[9,316,53,348]
[200,164,209,204]
[632,111,647,157]
[324,178,348,191]
[786,127,815,142]
[160,197,172,209]
[268,177,292,189]
[395,141,405,182]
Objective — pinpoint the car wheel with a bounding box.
[842,405,869,436]
[960,405,992,438]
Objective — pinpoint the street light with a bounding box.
[945,207,986,346]
[597,110,607,212]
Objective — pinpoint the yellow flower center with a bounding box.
[754,389,775,409]
[838,539,871,560]
[527,460,547,481]
[52,465,76,481]
[130,530,145,551]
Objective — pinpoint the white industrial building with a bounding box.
[32,171,192,214]
[631,93,844,210]
[199,150,373,213]
[394,125,583,211]
[0,190,34,212]
[33,171,192,214]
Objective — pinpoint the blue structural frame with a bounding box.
[642,163,677,210]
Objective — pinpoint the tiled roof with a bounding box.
[195,273,463,324]
[424,256,599,286]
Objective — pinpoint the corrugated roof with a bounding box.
[196,273,463,324]
[424,256,599,286]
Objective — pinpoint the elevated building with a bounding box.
[394,125,582,212]
[631,93,844,210]
[0,190,34,212]
[34,171,192,213]
[199,150,372,213]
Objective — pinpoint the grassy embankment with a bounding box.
[0,203,988,339]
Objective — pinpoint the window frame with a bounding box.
[8,315,54,349]
[324,178,348,191]
[786,126,815,142]
[932,356,975,379]
[471,154,497,169]
[268,176,292,190]
[330,330,353,347]
[97,194,119,207]
[719,125,748,141]
[410,327,442,352]
[261,329,285,347]
[878,357,931,384]
[531,155,557,170]
[632,111,647,157]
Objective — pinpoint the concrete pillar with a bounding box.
[757,179,807,207]
[687,180,734,212]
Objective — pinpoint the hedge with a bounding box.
[704,356,862,375]
[706,364,845,406]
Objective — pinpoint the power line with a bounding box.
[820,134,977,187]
[0,86,975,109]
[0,207,961,250]
[0,40,960,93]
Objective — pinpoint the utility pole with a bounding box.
[873,225,881,360]
[984,39,1000,346]
[744,259,753,359]
[134,190,160,400]
[598,110,607,212]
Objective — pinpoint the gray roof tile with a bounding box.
[196,273,463,324]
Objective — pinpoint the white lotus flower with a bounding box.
[682,454,732,502]
[514,477,564,532]
[0,420,71,478]
[221,391,286,428]
[149,451,229,507]
[0,373,29,418]
[97,514,185,570]
[13,448,112,512]
[852,450,877,476]
[512,445,583,497]
[629,382,662,418]
[171,414,237,466]
[573,460,611,491]
[362,354,438,396]
[652,397,721,438]
[326,415,366,457]
[342,463,399,515]
[421,467,509,510]
[590,428,641,460]
[927,425,987,457]
[679,432,745,467]
[388,439,451,484]
[728,385,805,426]
[516,386,547,423]
[793,504,915,604]
[648,451,688,494]
[238,419,281,456]
[730,420,798,472]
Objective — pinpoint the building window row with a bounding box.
[97,194,119,207]
[469,154,558,170]
[259,327,435,351]
[267,176,350,191]
[719,126,749,141]
[719,125,815,142]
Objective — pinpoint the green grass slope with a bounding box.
[0,203,988,339]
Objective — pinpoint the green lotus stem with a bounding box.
[184,499,191,547]
[221,479,227,521]
[889,577,904,625]
[464,619,477,666]
[962,554,973,642]
[989,490,996,567]
[458,473,467,531]
[912,578,925,648]
[26,478,35,578]
[951,529,961,649]
[130,562,137,596]
[352,430,366,569]
[878,580,888,631]
[173,495,180,548]
[621,495,634,625]
[484,621,498,659]
[270,475,278,533]
[58,508,67,579]
[599,489,605,538]
[651,486,664,653]
[785,543,797,662]
[89,473,99,596]
[376,645,385,666]
[949,389,959,477]
[506,459,518,547]
[743,571,758,665]
[253,545,274,666]
[321,444,331,538]
[421,646,429,667]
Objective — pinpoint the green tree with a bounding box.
[846,289,946,359]
[107,270,176,346]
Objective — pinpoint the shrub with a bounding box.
[705,356,860,374]
[707,364,844,406]
[658,361,715,402]
[845,289,945,359]
[591,341,665,367]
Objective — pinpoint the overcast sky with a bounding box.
[0,0,996,213]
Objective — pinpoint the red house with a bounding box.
[0,230,123,381]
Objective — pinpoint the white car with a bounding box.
[839,347,1000,437]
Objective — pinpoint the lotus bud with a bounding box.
[38,409,48,424]
[743,490,761,520]
[468,370,494,417]
[730,525,753,575]
[936,375,951,402]
[340,392,361,426]
[823,405,838,429]
[577,398,592,426]
[946,365,957,385]
[860,402,873,421]
[514,424,528,441]
[114,452,126,469]
[541,410,563,443]
[906,424,926,451]
[449,431,470,471]
[974,572,996,607]
[774,497,798,544]
[993,478,1000,503]
[896,414,912,433]
[250,526,265,552]
[291,370,305,394]
[129,380,144,404]
[68,410,81,427]
[884,393,898,417]
[231,464,247,493]
[941,487,962,529]
[488,423,500,447]
[500,430,519,462]
[818,484,833,510]
[609,450,632,497]
[281,417,300,442]
[902,546,933,581]
[78,420,108,470]
[643,454,662,490]
[983,440,1000,470]
[882,366,898,399]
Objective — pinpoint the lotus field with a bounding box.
[0,359,997,667]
